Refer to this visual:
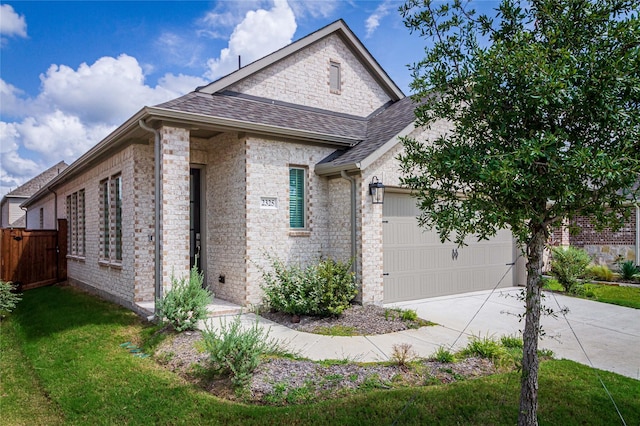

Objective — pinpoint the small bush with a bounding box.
[588,264,615,282]
[391,343,416,367]
[550,246,592,293]
[573,283,596,299]
[432,346,455,363]
[461,335,505,360]
[202,315,279,389]
[619,261,639,281]
[500,334,523,349]
[261,256,357,317]
[0,280,22,316]
[156,266,212,332]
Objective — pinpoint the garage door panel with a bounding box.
[383,194,514,303]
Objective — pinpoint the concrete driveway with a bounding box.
[390,287,640,380]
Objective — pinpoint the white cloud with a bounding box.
[365,0,394,38]
[0,4,27,39]
[289,0,340,19]
[0,78,29,117]
[1,55,207,198]
[205,0,297,80]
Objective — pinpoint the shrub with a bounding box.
[391,343,416,367]
[0,280,22,316]
[550,246,592,293]
[461,335,505,360]
[619,260,639,281]
[156,266,212,332]
[500,334,523,349]
[432,346,455,363]
[202,315,279,389]
[588,264,615,282]
[261,257,357,317]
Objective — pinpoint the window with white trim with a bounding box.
[289,167,307,229]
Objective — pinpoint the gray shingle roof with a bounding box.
[5,161,68,198]
[156,92,417,169]
[317,96,417,168]
[156,91,368,141]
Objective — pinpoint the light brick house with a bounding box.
[23,20,524,314]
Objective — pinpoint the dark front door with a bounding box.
[190,168,202,273]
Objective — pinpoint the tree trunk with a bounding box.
[518,227,547,426]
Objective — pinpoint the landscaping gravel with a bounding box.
[154,305,497,404]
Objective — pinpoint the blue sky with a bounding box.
[0,0,497,198]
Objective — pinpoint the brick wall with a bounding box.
[568,209,637,265]
[53,145,138,305]
[26,192,57,229]
[244,136,340,306]
[206,132,248,305]
[159,126,191,293]
[228,33,392,117]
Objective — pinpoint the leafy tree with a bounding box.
[398,1,639,424]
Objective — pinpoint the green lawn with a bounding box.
[1,286,639,425]
[543,278,640,309]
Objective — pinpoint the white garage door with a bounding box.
[383,192,515,303]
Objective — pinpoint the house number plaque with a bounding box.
[260,197,278,209]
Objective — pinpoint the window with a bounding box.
[39,208,43,229]
[113,175,122,261]
[329,61,341,93]
[100,174,122,263]
[100,179,110,259]
[66,189,85,257]
[289,167,306,229]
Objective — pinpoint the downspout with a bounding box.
[139,119,163,306]
[49,187,58,230]
[20,206,28,229]
[340,171,358,279]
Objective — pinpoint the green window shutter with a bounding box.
[289,168,305,228]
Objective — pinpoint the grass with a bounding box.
[2,285,640,425]
[543,277,640,309]
[313,325,358,336]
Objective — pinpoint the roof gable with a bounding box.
[197,20,404,106]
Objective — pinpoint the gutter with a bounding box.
[340,171,358,280]
[139,119,163,308]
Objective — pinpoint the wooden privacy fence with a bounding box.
[0,219,67,290]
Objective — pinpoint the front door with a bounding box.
[190,168,202,273]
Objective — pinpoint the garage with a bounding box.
[383,192,515,303]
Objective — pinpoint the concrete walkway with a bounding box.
[202,287,640,380]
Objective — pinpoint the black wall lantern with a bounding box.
[369,176,385,204]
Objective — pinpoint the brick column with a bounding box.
[359,176,384,305]
[159,125,190,293]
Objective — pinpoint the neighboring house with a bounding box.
[551,205,640,267]
[22,20,524,314]
[1,161,68,229]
